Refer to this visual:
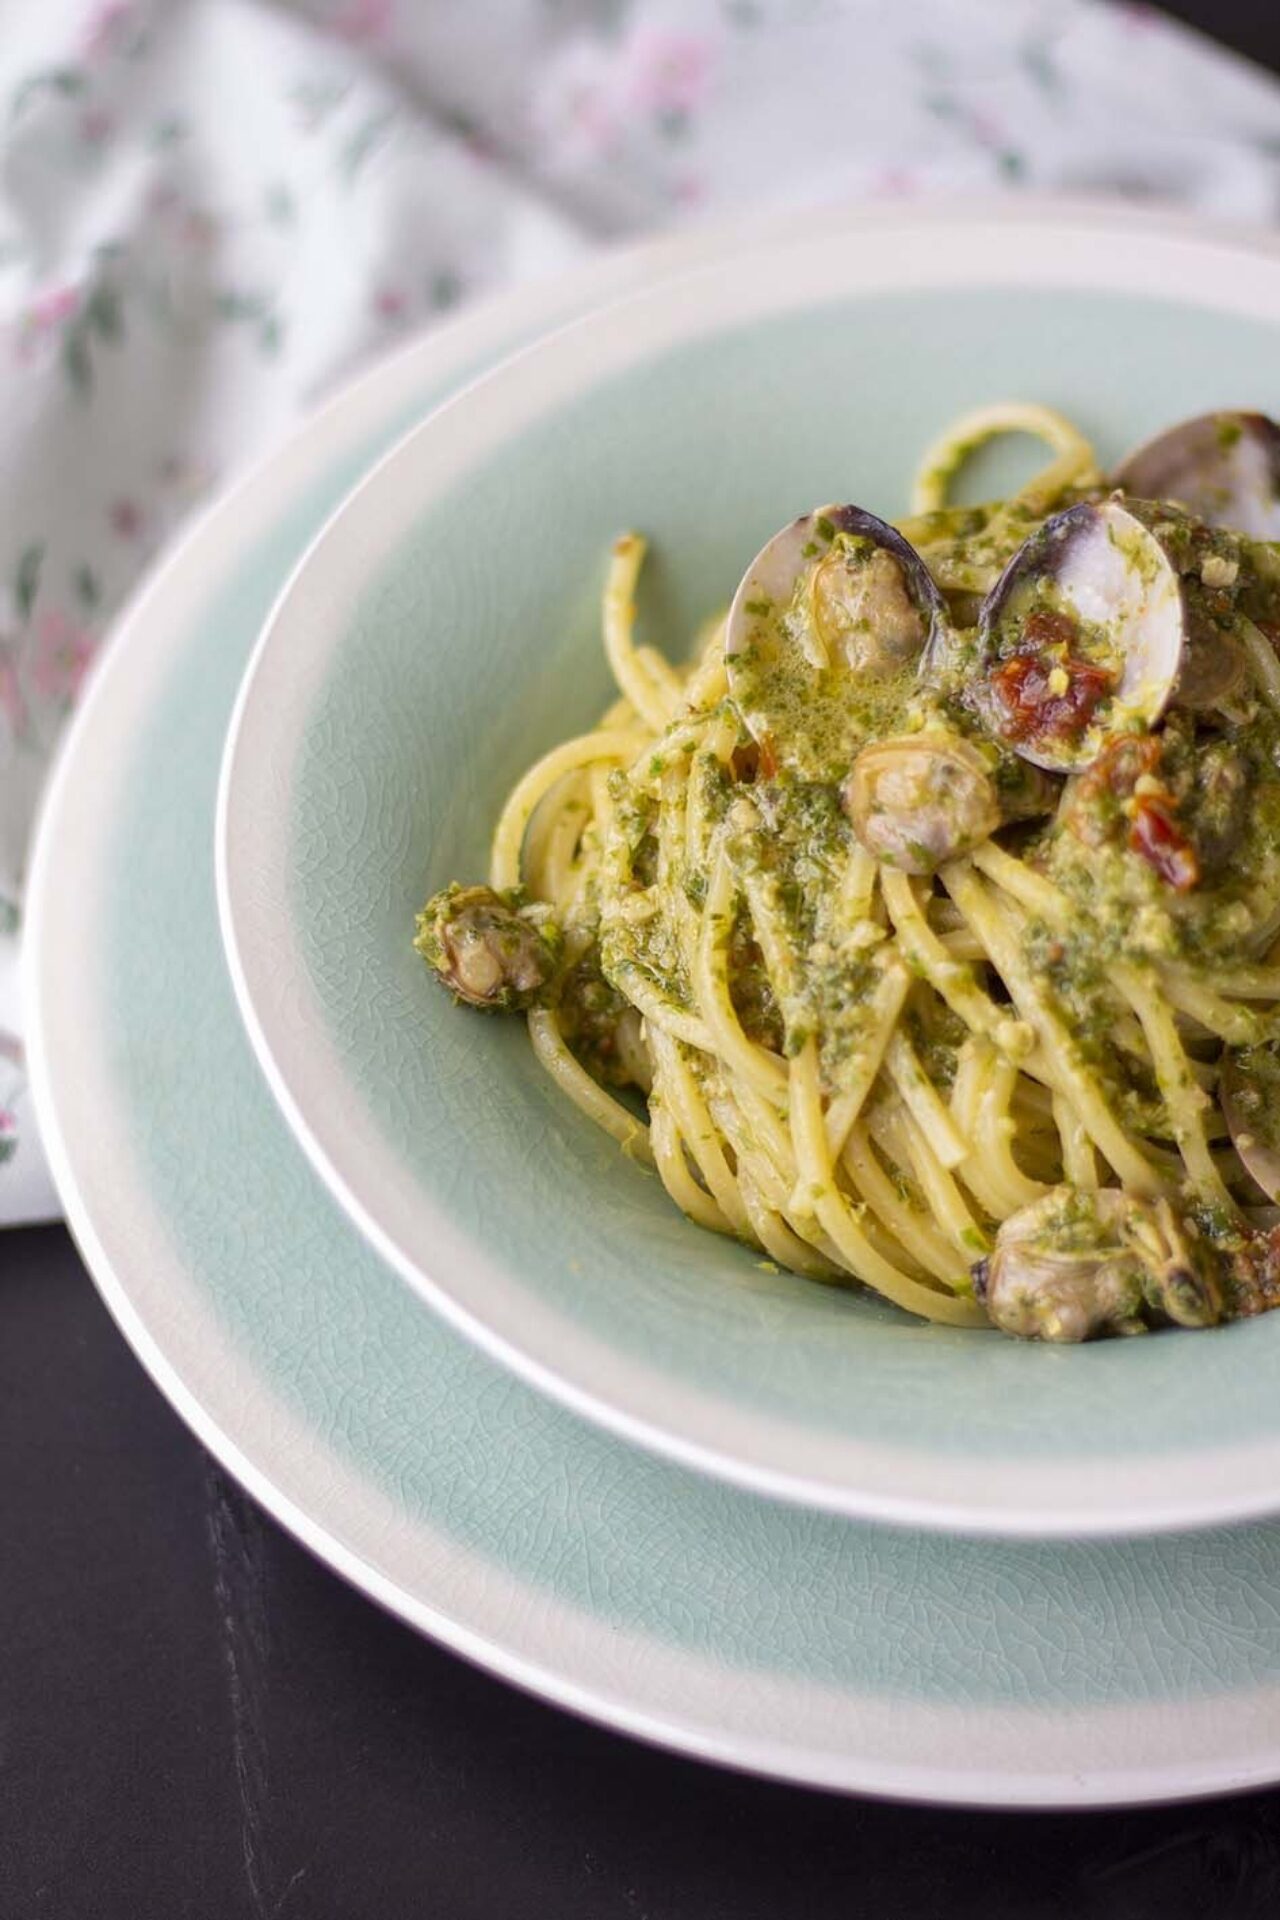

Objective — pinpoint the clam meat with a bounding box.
[724,505,946,778]
[976,1187,1222,1343]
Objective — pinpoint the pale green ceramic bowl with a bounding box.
[219,213,1280,1536]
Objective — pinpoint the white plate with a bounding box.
[27,202,1280,1805]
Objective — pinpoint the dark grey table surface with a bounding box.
[9,6,1280,1914]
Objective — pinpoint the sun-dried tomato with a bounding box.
[988,652,1114,745]
[1064,737,1162,849]
[1018,607,1080,653]
[1129,796,1200,891]
[1080,735,1162,801]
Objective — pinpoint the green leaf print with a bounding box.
[15,545,43,622]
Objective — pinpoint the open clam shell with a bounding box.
[973,498,1185,772]
[725,505,947,772]
[1114,411,1280,539]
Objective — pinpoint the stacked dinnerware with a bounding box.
[28,201,1280,1808]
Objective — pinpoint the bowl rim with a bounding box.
[217,196,1280,1539]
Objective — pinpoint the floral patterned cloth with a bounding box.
[4,0,1280,1226]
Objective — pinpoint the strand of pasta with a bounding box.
[1240,617,1280,711]
[1156,970,1263,1047]
[874,1103,987,1264]
[821,959,911,1160]
[879,866,1027,1051]
[527,1008,654,1164]
[647,1029,753,1236]
[1193,963,1280,1000]
[594,760,716,1050]
[606,950,714,1052]
[720,1077,858,1270]
[694,840,790,1104]
[739,861,806,1023]
[941,862,1159,1194]
[967,840,1070,922]
[908,402,1098,515]
[491,727,648,892]
[681,645,729,715]
[530,777,590,903]
[840,1122,962,1284]
[882,1029,969,1170]
[602,535,681,732]
[744,1185,843,1278]
[837,844,880,927]
[950,1040,1024,1218]
[653,759,703,991]
[787,1041,987,1326]
[704,1087,842,1279]
[634,644,686,714]
[950,1038,1050,1217]
[1113,964,1240,1215]
[648,1093,734,1235]
[938,926,987,962]
[1052,1091,1098,1189]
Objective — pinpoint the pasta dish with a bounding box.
[416,405,1280,1343]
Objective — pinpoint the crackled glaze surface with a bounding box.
[29,210,1280,1803]
[221,219,1280,1534]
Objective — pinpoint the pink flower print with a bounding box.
[182,209,219,251]
[14,284,79,364]
[671,173,705,208]
[146,180,181,219]
[623,28,715,126]
[29,610,96,705]
[108,497,145,540]
[534,40,624,166]
[872,167,920,199]
[331,0,393,44]
[80,105,115,146]
[538,25,717,166]
[0,654,26,740]
[373,286,407,323]
[0,1109,14,1134]
[82,2,134,59]
[33,287,80,329]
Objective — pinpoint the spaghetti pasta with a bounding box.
[415,406,1280,1342]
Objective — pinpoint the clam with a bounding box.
[414,883,560,1011]
[1220,1041,1280,1204]
[725,506,946,772]
[843,732,999,875]
[973,499,1184,772]
[1175,628,1247,714]
[1114,411,1280,539]
[975,1187,1222,1343]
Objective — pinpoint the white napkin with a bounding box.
[4,0,1280,1227]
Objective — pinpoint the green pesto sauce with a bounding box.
[438,472,1280,1206]
[609,495,1280,1115]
